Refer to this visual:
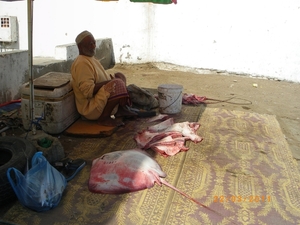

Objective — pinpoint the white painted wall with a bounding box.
[0,50,28,102]
[1,0,300,82]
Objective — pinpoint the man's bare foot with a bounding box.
[115,106,138,118]
[97,117,124,127]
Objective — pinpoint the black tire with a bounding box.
[0,136,36,206]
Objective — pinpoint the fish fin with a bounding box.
[160,178,238,224]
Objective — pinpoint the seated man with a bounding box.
[71,30,136,127]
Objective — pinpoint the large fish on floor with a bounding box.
[134,118,203,156]
[88,149,235,223]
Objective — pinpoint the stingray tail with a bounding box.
[160,178,230,221]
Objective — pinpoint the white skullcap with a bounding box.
[75,30,92,44]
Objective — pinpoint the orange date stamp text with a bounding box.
[213,195,271,203]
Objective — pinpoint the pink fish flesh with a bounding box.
[150,136,190,157]
[147,114,170,123]
[89,149,166,194]
[182,93,207,105]
[135,130,183,149]
[134,118,202,156]
[89,149,205,207]
[88,149,235,223]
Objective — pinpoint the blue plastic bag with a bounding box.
[7,152,67,212]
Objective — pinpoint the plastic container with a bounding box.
[21,72,80,134]
[157,84,183,114]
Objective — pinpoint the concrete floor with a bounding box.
[4,62,300,169]
[1,63,300,219]
[107,63,300,170]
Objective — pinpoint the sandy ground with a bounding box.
[107,63,300,170]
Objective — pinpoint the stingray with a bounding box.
[88,149,235,222]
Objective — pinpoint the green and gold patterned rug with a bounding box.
[3,107,300,225]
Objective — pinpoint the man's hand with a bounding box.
[104,81,116,93]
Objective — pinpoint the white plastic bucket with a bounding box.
[158,84,183,114]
